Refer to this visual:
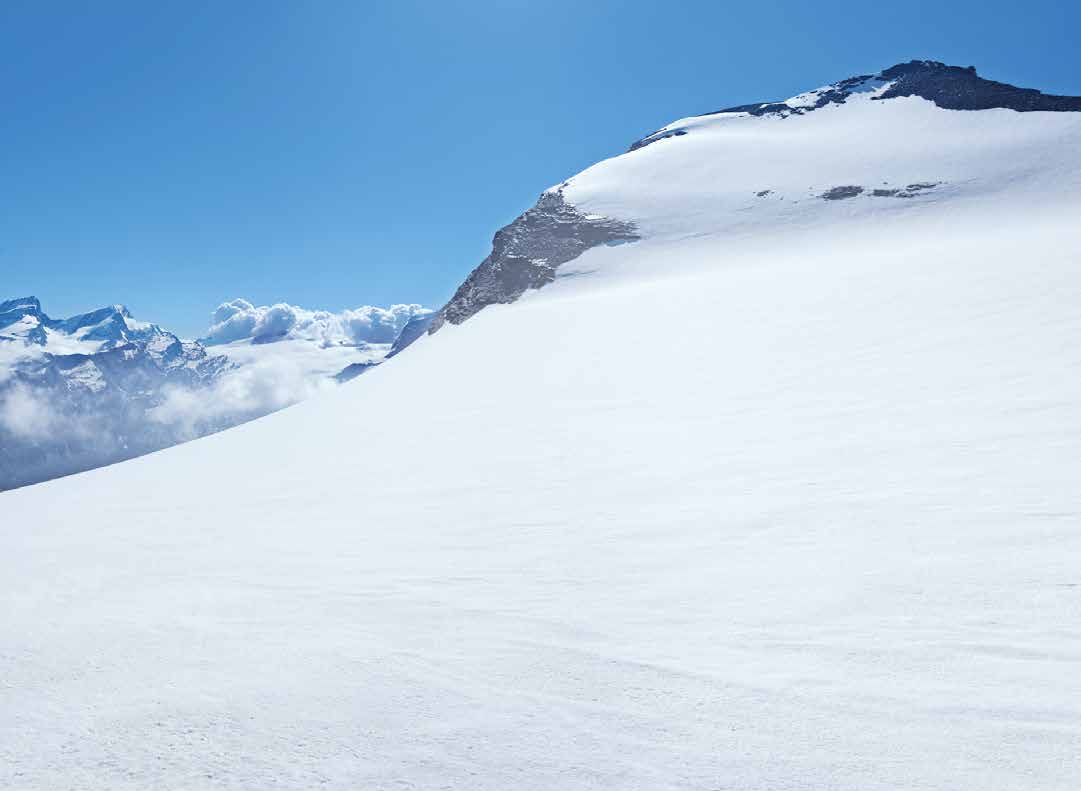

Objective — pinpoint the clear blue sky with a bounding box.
[3,0,1079,337]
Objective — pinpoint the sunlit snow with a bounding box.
[3,83,1081,789]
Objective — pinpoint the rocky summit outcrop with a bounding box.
[876,60,1081,112]
[629,60,1081,151]
[428,190,639,334]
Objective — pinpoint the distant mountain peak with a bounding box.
[0,297,45,331]
[0,296,42,313]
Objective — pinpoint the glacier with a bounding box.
[3,61,1081,789]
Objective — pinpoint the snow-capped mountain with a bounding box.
[4,61,1081,790]
[2,295,182,354]
[0,298,236,489]
[0,297,430,489]
[422,60,1081,336]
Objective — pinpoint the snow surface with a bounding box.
[4,90,1081,789]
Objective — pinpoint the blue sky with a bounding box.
[3,0,1079,337]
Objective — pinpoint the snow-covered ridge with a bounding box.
[1,295,168,355]
[423,60,1081,338]
[4,62,1081,788]
[630,59,1081,150]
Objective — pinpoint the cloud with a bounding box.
[1,354,335,490]
[0,383,59,439]
[204,300,432,347]
[0,381,120,489]
[148,353,336,440]
[205,298,260,343]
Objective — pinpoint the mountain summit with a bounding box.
[420,60,1081,341]
[705,59,1081,121]
[631,60,1081,151]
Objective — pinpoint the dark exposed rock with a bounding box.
[821,182,942,200]
[884,182,939,198]
[430,190,639,333]
[719,78,874,118]
[876,61,1081,112]
[821,186,865,200]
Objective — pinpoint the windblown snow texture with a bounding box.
[5,61,1081,790]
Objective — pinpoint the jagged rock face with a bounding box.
[430,191,639,332]
[629,60,1081,151]
[877,61,1081,111]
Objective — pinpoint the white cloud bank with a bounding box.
[205,299,432,347]
[149,353,336,440]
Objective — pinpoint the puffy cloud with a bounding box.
[211,298,255,324]
[204,300,431,347]
[205,299,260,344]
[252,303,298,340]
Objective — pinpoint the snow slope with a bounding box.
[4,65,1081,789]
